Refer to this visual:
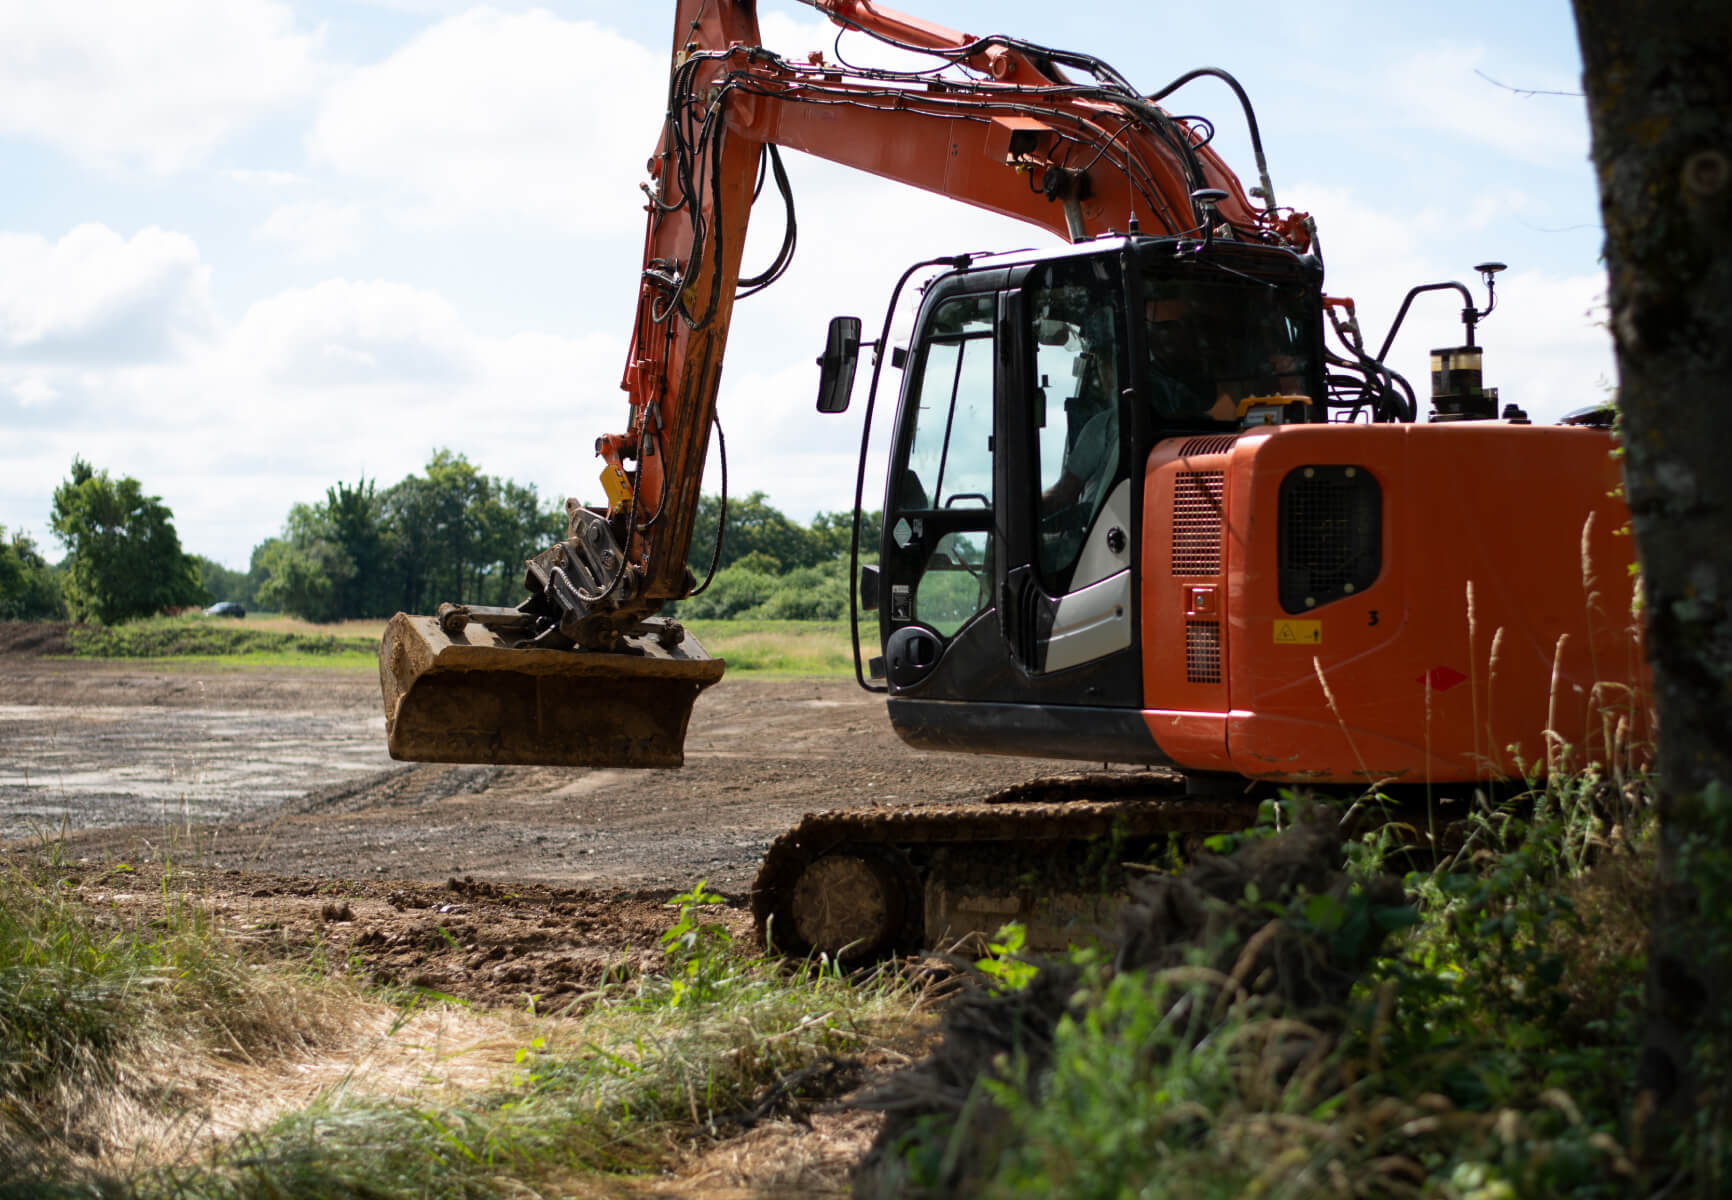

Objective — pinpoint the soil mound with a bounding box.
[0,621,72,657]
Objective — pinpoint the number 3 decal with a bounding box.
[1368,610,1380,627]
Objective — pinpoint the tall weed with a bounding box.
[870,782,1658,1199]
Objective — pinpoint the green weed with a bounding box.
[682,618,854,677]
[878,779,1659,1199]
[655,879,735,1008]
[66,615,377,661]
[975,923,1038,993]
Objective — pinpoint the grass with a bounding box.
[153,964,911,1197]
[682,618,855,678]
[236,615,388,639]
[66,615,378,666]
[0,867,926,1198]
[0,769,1706,1197]
[0,855,353,1180]
[869,774,1695,1199]
[50,613,858,679]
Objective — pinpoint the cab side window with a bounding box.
[894,293,995,637]
[899,294,995,513]
[1029,262,1123,590]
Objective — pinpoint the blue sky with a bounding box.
[0,0,1609,570]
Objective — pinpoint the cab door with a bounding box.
[877,260,1150,763]
[878,287,998,676]
[998,254,1140,681]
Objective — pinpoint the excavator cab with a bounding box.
[859,237,1324,764]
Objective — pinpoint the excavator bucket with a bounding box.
[378,611,725,768]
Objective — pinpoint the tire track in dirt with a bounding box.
[0,660,1067,896]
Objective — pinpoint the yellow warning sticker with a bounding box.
[1273,619,1322,645]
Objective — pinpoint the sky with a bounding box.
[0,0,1611,571]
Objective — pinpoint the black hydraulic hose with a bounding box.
[720,74,1175,228]
[750,142,768,201]
[738,144,797,296]
[1325,335,1417,424]
[1145,67,1277,217]
[805,14,1211,217]
[688,413,729,596]
[675,107,730,330]
[821,14,1142,97]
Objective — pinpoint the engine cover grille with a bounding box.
[1185,620,1222,683]
[1278,465,1382,613]
[1171,471,1225,576]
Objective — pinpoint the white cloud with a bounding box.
[308,10,665,234]
[1295,184,1612,425]
[227,279,482,387]
[257,201,365,263]
[0,0,325,172]
[225,168,310,188]
[10,375,57,409]
[0,264,628,567]
[351,0,473,10]
[1379,45,1588,168]
[0,225,214,364]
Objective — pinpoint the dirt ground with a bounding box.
[0,641,1067,1004]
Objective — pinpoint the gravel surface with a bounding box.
[0,652,1065,897]
[0,634,1074,1187]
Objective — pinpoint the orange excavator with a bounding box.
[378,0,1645,957]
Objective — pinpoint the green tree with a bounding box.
[193,555,255,608]
[684,492,866,581]
[253,537,340,621]
[379,451,564,614]
[253,455,565,621]
[320,478,391,617]
[49,459,205,624]
[0,527,66,620]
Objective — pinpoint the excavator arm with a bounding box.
[559,0,1302,629]
[379,0,1307,767]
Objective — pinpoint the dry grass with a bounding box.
[1548,844,1653,1036]
[235,614,857,676]
[648,1109,885,1197]
[239,614,388,639]
[684,621,854,677]
[0,861,937,1198]
[83,998,534,1177]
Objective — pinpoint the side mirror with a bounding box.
[858,562,880,610]
[816,316,862,414]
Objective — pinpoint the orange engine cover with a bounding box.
[1140,423,1647,785]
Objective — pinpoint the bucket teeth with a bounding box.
[379,612,724,768]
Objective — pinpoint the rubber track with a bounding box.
[750,773,1266,937]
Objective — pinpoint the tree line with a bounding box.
[0,452,875,625]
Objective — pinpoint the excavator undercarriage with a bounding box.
[752,774,1260,959]
[751,774,1486,960]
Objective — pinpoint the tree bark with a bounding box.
[1572,0,1732,1160]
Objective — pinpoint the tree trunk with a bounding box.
[1572,0,1732,1165]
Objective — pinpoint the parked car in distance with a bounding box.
[205,601,246,618]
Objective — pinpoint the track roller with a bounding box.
[769,843,923,961]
